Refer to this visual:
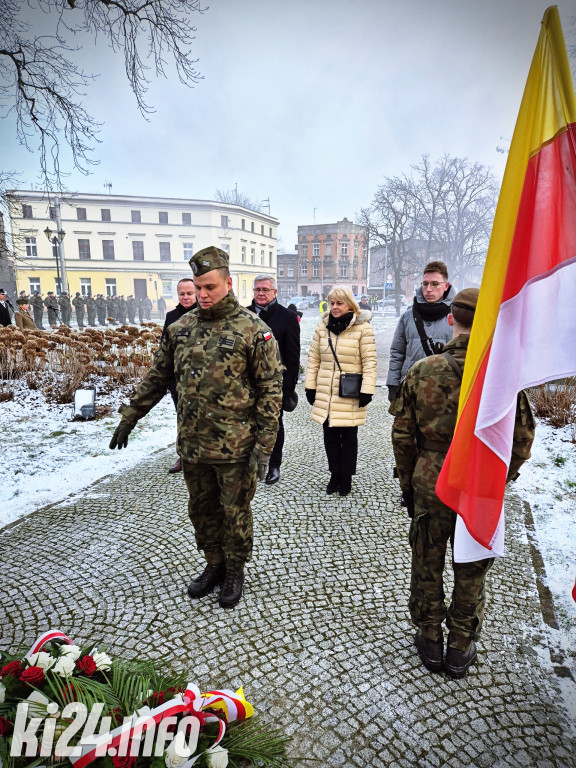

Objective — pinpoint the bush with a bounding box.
[528,378,576,441]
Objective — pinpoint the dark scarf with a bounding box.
[414,289,451,322]
[327,311,354,335]
[254,297,277,321]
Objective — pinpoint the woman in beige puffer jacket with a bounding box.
[304,285,377,496]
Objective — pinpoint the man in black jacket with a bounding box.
[0,289,13,327]
[247,275,300,485]
[162,278,198,473]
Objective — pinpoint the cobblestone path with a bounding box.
[2,317,575,766]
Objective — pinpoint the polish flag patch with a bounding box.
[263,331,272,341]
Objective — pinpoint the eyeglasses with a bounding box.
[421,281,445,288]
[254,288,275,293]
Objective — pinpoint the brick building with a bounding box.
[277,252,299,304]
[296,218,368,299]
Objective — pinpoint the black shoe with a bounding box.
[326,473,339,494]
[219,568,244,608]
[265,466,280,485]
[415,629,444,673]
[338,475,352,496]
[444,638,477,679]
[400,492,408,507]
[187,563,225,599]
[168,457,182,474]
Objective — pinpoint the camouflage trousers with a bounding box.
[409,493,494,646]
[182,460,257,570]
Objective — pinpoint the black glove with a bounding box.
[305,388,316,405]
[109,420,134,450]
[387,385,399,402]
[403,489,415,519]
[358,393,372,408]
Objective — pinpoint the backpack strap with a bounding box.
[442,351,463,380]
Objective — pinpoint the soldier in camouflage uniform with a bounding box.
[117,295,127,325]
[44,291,59,327]
[110,246,284,608]
[95,294,107,325]
[72,292,85,328]
[127,296,136,323]
[85,293,96,326]
[30,292,44,329]
[58,292,72,326]
[390,288,535,679]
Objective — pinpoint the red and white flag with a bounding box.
[436,7,576,567]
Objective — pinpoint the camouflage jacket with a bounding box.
[96,297,107,310]
[72,296,85,309]
[58,295,72,310]
[44,296,58,311]
[118,292,284,463]
[30,295,43,310]
[390,334,535,502]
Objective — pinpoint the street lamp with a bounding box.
[44,226,66,293]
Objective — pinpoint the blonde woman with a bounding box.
[305,286,377,496]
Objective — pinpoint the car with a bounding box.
[382,294,411,310]
[288,295,310,310]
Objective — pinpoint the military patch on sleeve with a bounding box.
[262,331,273,341]
[217,335,236,349]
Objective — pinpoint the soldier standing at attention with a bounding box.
[72,292,85,328]
[44,291,59,328]
[14,298,35,329]
[390,288,535,679]
[127,295,136,324]
[110,247,283,608]
[137,296,144,323]
[85,293,96,326]
[117,295,127,325]
[58,292,72,326]
[30,292,44,329]
[95,294,106,325]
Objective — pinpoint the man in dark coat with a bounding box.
[30,292,44,329]
[162,278,198,474]
[247,274,300,485]
[0,289,13,327]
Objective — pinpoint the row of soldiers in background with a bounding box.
[21,292,154,329]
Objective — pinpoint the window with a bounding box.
[324,264,332,277]
[221,215,229,228]
[78,239,91,259]
[242,281,247,298]
[80,278,92,296]
[341,241,348,256]
[221,243,230,254]
[313,264,319,277]
[301,264,307,277]
[340,262,347,278]
[269,252,273,267]
[354,241,359,256]
[105,279,117,297]
[25,237,37,258]
[101,208,111,222]
[183,243,194,261]
[313,243,320,257]
[241,246,246,264]
[132,241,144,261]
[22,204,32,218]
[102,240,115,260]
[131,210,141,223]
[301,244,307,258]
[182,212,191,226]
[261,225,264,235]
[159,242,171,261]
[250,248,255,265]
[29,279,40,294]
[278,265,284,277]
[251,222,254,233]
[161,281,172,297]
[159,211,168,224]
[77,207,87,221]
[288,266,294,278]
[260,250,264,265]
[325,242,332,257]
[241,219,246,230]
[269,227,272,238]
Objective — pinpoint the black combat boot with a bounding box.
[326,473,339,494]
[338,475,352,496]
[219,568,245,609]
[444,636,477,679]
[187,563,225,599]
[415,629,444,673]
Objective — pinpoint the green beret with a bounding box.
[17,298,29,305]
[451,287,479,312]
[189,246,229,276]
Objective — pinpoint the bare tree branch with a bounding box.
[214,187,264,213]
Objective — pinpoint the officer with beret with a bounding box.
[390,288,535,678]
[15,297,35,329]
[110,246,284,608]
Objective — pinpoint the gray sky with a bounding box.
[2,0,575,250]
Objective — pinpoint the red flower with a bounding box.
[20,666,45,687]
[111,755,137,768]
[1,660,23,678]
[0,717,13,736]
[150,690,166,706]
[61,682,77,703]
[76,655,97,676]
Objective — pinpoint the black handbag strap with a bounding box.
[327,334,343,373]
[413,303,444,356]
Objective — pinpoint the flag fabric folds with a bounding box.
[436,6,576,560]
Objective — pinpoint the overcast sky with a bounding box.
[2,0,575,250]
